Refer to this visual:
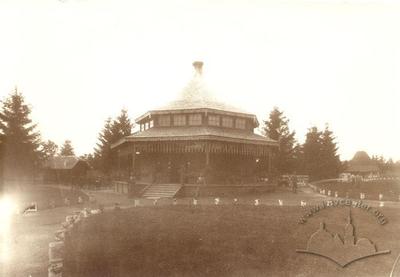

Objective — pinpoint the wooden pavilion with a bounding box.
[111,62,278,194]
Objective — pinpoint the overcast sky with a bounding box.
[0,0,399,161]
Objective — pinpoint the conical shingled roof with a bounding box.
[150,61,252,116]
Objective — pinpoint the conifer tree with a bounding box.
[302,126,323,181]
[60,140,75,156]
[319,125,341,179]
[302,125,342,181]
[263,107,297,175]
[94,109,133,174]
[0,89,42,181]
[40,140,58,160]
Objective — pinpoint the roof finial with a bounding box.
[192,61,203,76]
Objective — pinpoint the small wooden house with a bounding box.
[43,156,90,184]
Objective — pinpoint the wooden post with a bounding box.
[205,144,210,166]
[131,146,136,174]
[268,149,271,174]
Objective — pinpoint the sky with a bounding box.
[0,0,399,161]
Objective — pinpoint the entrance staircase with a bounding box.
[141,184,182,199]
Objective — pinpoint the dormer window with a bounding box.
[173,115,186,126]
[159,115,171,126]
[208,115,220,126]
[235,118,246,129]
[222,116,233,128]
[188,114,202,126]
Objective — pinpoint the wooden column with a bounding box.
[205,143,210,166]
[131,146,136,176]
[268,148,272,174]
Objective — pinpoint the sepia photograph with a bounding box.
[0,0,399,276]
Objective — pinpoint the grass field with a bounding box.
[315,180,400,201]
[5,185,88,211]
[63,204,400,277]
[1,185,90,277]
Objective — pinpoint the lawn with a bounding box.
[63,204,400,277]
[5,185,88,211]
[315,180,400,201]
[1,185,89,276]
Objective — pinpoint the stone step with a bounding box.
[141,184,182,199]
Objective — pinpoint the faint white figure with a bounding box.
[300,200,307,207]
[379,194,383,201]
[335,191,338,198]
[360,193,366,200]
[64,198,70,206]
[327,190,331,196]
[254,199,260,206]
[214,198,220,205]
[134,199,140,207]
[233,198,238,204]
[278,199,283,206]
[379,201,385,207]
[193,198,198,206]
[153,199,158,206]
[78,196,83,204]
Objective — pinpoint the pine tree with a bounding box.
[319,125,341,179]
[94,117,114,173]
[40,140,58,161]
[0,89,42,181]
[114,109,133,138]
[263,107,297,175]
[302,126,323,181]
[302,125,342,181]
[93,109,134,174]
[60,140,75,156]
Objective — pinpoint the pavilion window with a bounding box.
[222,116,233,128]
[140,124,144,131]
[149,120,154,128]
[145,122,149,130]
[159,115,171,126]
[188,114,202,126]
[173,115,186,126]
[235,118,246,129]
[208,115,220,126]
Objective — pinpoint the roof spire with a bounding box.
[192,61,203,76]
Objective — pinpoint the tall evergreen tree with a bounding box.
[113,109,133,138]
[94,109,133,174]
[60,140,75,156]
[0,89,42,181]
[319,125,341,179]
[40,140,58,161]
[302,125,342,181]
[302,126,323,181]
[263,107,297,175]
[94,117,114,173]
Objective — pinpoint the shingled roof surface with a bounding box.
[152,75,251,115]
[44,156,81,170]
[123,126,276,145]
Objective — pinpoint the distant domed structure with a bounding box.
[345,151,379,176]
[111,61,278,196]
[352,151,371,164]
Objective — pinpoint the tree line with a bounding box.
[0,89,133,184]
[0,89,398,184]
